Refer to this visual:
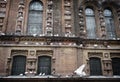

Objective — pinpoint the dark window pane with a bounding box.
[11,56,26,75]
[112,58,120,75]
[38,56,51,75]
[89,57,102,75]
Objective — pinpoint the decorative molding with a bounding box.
[110,53,120,58]
[15,0,25,35]
[0,35,120,47]
[98,8,106,39]
[46,0,53,35]
[11,50,28,56]
[63,0,73,35]
[78,6,86,38]
[88,52,103,58]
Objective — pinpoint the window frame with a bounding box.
[85,7,97,39]
[103,8,116,39]
[27,0,43,35]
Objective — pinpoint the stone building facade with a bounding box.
[0,0,120,77]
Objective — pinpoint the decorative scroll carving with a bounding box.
[0,0,7,8]
[26,58,37,76]
[46,0,53,35]
[63,0,73,36]
[98,8,106,39]
[15,0,25,35]
[88,52,103,58]
[117,8,120,30]
[0,0,7,33]
[102,53,112,76]
[102,59,112,76]
[30,50,35,56]
[26,59,36,71]
[78,6,86,38]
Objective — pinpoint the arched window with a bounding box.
[37,56,51,75]
[89,57,102,75]
[11,56,26,75]
[104,9,116,39]
[112,58,120,75]
[85,8,96,39]
[27,1,43,35]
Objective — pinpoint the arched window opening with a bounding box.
[89,57,102,75]
[11,56,26,75]
[85,8,96,39]
[37,56,51,75]
[27,1,43,35]
[112,58,120,75]
[104,9,116,39]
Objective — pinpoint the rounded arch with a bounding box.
[37,54,53,57]
[102,4,117,18]
[11,50,28,57]
[85,6,95,11]
[78,0,99,9]
[103,7,114,16]
[12,55,27,57]
[88,52,103,59]
[29,0,43,11]
[85,7,95,16]
[102,1,118,12]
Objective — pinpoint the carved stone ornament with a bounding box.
[30,51,35,56]
[15,37,20,43]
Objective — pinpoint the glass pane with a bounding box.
[27,1,43,35]
[104,9,112,16]
[11,56,26,75]
[38,56,51,75]
[104,9,116,39]
[85,8,94,16]
[112,58,120,75]
[86,16,96,38]
[89,57,102,75]
[30,1,43,11]
[85,8,96,38]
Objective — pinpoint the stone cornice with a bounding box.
[0,35,120,45]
